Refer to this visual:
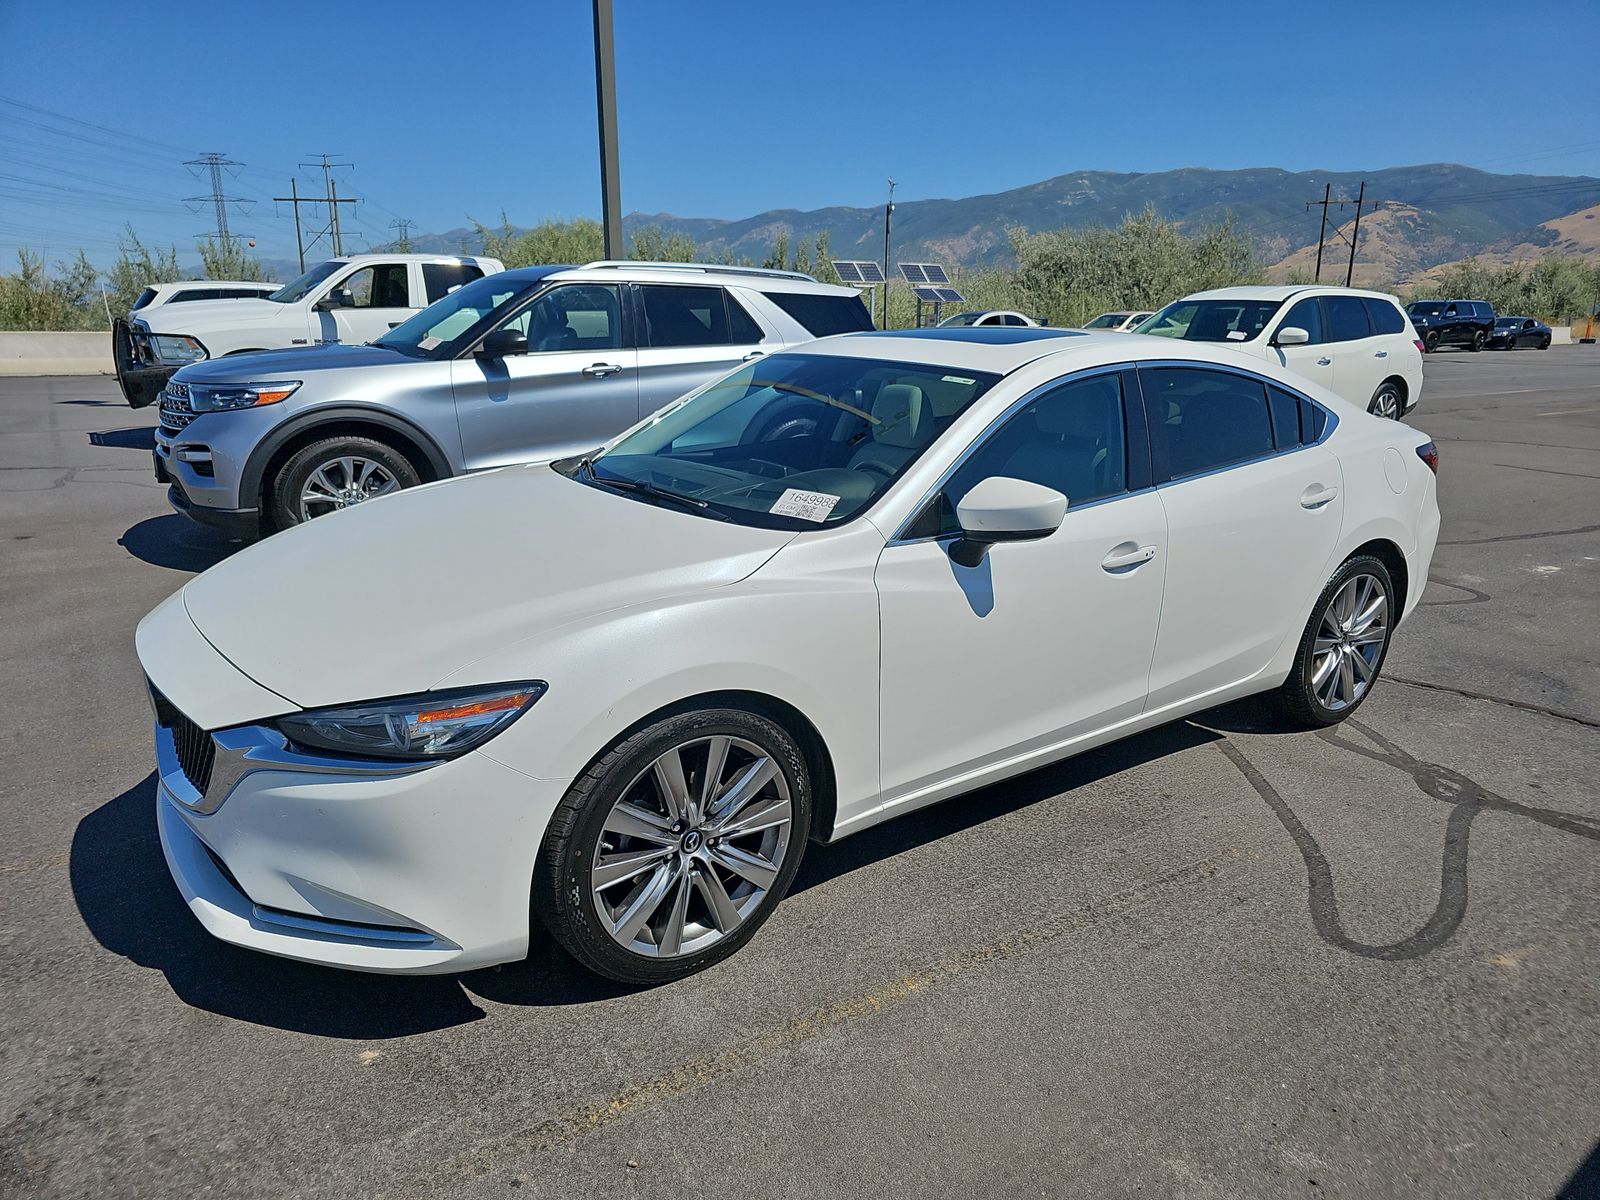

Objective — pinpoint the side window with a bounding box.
[1361,298,1405,335]
[1523,319,1536,331]
[1302,398,1328,442]
[1325,295,1371,342]
[422,262,485,305]
[505,284,623,352]
[1444,303,1459,317]
[340,264,411,309]
[726,292,768,344]
[935,373,1128,535]
[1268,385,1302,450]
[641,284,730,348]
[760,291,875,336]
[1278,297,1325,344]
[1142,367,1274,480]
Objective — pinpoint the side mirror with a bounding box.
[315,288,354,312]
[476,327,528,358]
[949,476,1067,568]
[1274,326,1310,346]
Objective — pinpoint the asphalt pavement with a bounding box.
[1,347,1596,1199]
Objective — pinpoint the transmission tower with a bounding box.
[184,152,252,242]
[388,219,413,250]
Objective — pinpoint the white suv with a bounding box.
[115,253,503,408]
[1135,286,1423,418]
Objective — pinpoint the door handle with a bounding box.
[1374,349,1388,358]
[1300,484,1339,509]
[582,362,623,377]
[742,351,765,362]
[1101,543,1157,571]
[1316,356,1332,366]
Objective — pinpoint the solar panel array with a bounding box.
[832,260,885,285]
[898,262,951,285]
[914,285,966,303]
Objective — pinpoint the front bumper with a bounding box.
[153,388,289,537]
[154,721,570,975]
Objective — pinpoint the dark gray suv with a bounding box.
[1406,299,1496,352]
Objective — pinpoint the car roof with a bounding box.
[331,253,495,265]
[1183,284,1401,303]
[544,261,858,295]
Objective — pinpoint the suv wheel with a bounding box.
[1424,330,1439,353]
[1469,329,1486,352]
[269,435,421,529]
[1276,555,1394,728]
[1368,382,1403,420]
[535,707,812,983]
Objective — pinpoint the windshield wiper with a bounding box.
[580,458,723,518]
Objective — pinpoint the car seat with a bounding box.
[848,383,932,477]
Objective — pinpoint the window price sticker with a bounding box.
[770,488,840,523]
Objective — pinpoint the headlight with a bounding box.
[275,682,547,761]
[190,381,302,412]
[152,334,208,364]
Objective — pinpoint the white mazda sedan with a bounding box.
[137,327,1441,983]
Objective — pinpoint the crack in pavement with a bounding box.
[1439,523,1600,546]
[1219,721,1598,962]
[1385,676,1600,730]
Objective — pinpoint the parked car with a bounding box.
[1405,299,1496,352]
[1081,311,1154,332]
[937,310,1044,327]
[152,261,875,538]
[137,325,1440,983]
[1486,315,1552,350]
[131,280,283,312]
[1135,286,1423,419]
[114,254,504,409]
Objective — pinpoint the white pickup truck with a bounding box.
[115,253,504,407]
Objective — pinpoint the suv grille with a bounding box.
[151,686,216,794]
[159,383,196,433]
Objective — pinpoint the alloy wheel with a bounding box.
[298,456,401,518]
[590,736,793,958]
[1369,387,1401,420]
[1310,573,1389,712]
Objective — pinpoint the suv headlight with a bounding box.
[190,381,302,412]
[152,334,208,364]
[275,682,547,761]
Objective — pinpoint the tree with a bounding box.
[196,236,268,281]
[0,249,102,331]
[472,216,606,267]
[105,225,183,317]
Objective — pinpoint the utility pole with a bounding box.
[274,178,308,271]
[1344,179,1366,288]
[184,152,251,243]
[293,155,359,260]
[882,178,896,329]
[592,0,623,258]
[1305,182,1368,285]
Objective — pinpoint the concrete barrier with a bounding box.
[0,331,113,376]
[1550,326,1573,345]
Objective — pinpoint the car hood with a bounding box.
[174,343,414,383]
[180,464,796,710]
[141,297,284,332]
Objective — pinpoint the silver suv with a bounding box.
[152,261,875,537]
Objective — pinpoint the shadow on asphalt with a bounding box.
[119,514,238,574]
[1557,1139,1600,1200]
[89,426,156,451]
[56,398,122,406]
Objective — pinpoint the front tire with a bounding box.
[1367,381,1403,420]
[535,708,812,984]
[1276,555,1395,728]
[268,435,420,529]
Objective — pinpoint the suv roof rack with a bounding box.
[579,260,818,283]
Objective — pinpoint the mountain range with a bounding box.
[394,163,1600,286]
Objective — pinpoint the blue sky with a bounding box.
[2,0,1598,269]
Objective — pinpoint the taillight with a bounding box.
[1414,339,1427,354]
[1416,441,1439,475]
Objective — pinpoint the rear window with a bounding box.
[762,290,875,337]
[1361,298,1406,335]
[422,262,485,305]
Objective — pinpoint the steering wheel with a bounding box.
[853,460,895,480]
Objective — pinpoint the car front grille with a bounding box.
[151,686,215,795]
[159,383,197,433]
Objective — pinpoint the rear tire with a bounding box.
[1367,381,1403,420]
[535,708,813,984]
[1424,331,1439,353]
[1540,336,1551,350]
[268,435,421,530]
[1276,555,1395,729]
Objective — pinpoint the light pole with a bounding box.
[882,178,895,329]
[593,0,623,259]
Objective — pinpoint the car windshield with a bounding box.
[937,311,986,327]
[267,261,345,304]
[373,274,535,358]
[576,352,1001,530]
[1082,313,1126,329]
[1135,298,1283,341]
[1408,301,1444,316]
